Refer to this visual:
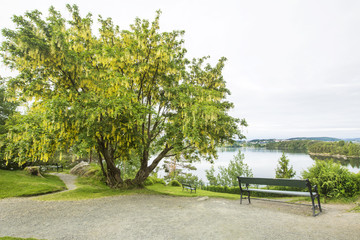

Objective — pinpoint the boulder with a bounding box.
[24,166,43,177]
[69,161,91,176]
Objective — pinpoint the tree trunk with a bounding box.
[131,145,174,187]
[97,141,123,188]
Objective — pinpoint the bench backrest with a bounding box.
[237,177,310,188]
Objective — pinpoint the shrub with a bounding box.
[144,177,155,186]
[144,176,166,186]
[302,160,360,199]
[169,179,181,187]
[155,178,166,185]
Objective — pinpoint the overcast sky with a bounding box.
[1,0,359,140]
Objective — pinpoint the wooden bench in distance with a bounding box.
[182,183,196,193]
[237,177,322,216]
[40,163,63,172]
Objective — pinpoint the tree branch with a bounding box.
[147,145,174,173]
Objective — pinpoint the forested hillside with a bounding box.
[308,141,360,158]
[265,140,360,158]
[265,140,311,151]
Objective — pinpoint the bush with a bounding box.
[144,177,155,186]
[169,179,181,187]
[144,176,166,186]
[302,160,360,199]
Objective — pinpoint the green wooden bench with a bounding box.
[40,163,63,172]
[182,183,196,193]
[237,176,322,216]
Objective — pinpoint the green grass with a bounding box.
[36,176,157,201]
[0,170,66,199]
[36,176,241,201]
[146,184,240,200]
[3,168,356,208]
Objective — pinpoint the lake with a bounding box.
[179,147,360,184]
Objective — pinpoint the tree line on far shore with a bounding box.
[265,140,360,158]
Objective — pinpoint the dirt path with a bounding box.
[0,194,359,240]
[49,173,77,191]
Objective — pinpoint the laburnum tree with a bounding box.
[0,78,19,169]
[1,5,246,188]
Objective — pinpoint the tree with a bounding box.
[275,152,296,179]
[0,78,18,135]
[1,5,246,188]
[206,150,253,187]
[0,78,19,169]
[205,165,218,186]
[163,155,196,182]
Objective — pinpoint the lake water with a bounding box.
[178,147,360,184]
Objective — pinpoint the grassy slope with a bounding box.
[0,170,66,199]
[36,177,158,201]
[146,184,240,200]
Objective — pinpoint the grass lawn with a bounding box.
[2,169,355,208]
[146,183,240,200]
[0,169,66,199]
[36,177,157,201]
[36,177,241,201]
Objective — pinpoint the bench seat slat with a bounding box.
[246,188,315,197]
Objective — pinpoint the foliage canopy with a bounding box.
[1,5,245,187]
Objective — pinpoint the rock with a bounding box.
[69,161,91,176]
[24,166,43,177]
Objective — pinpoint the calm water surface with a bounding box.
[185,147,360,183]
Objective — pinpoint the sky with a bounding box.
[0,0,360,140]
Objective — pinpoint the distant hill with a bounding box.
[248,139,276,143]
[343,138,360,142]
[247,137,360,143]
[287,137,341,142]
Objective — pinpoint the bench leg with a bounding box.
[311,195,322,216]
[240,191,251,204]
[317,195,322,213]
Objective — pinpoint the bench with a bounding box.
[182,183,196,193]
[237,177,322,216]
[40,163,63,172]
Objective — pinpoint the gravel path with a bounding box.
[1,195,359,240]
[49,173,77,191]
[0,174,359,239]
